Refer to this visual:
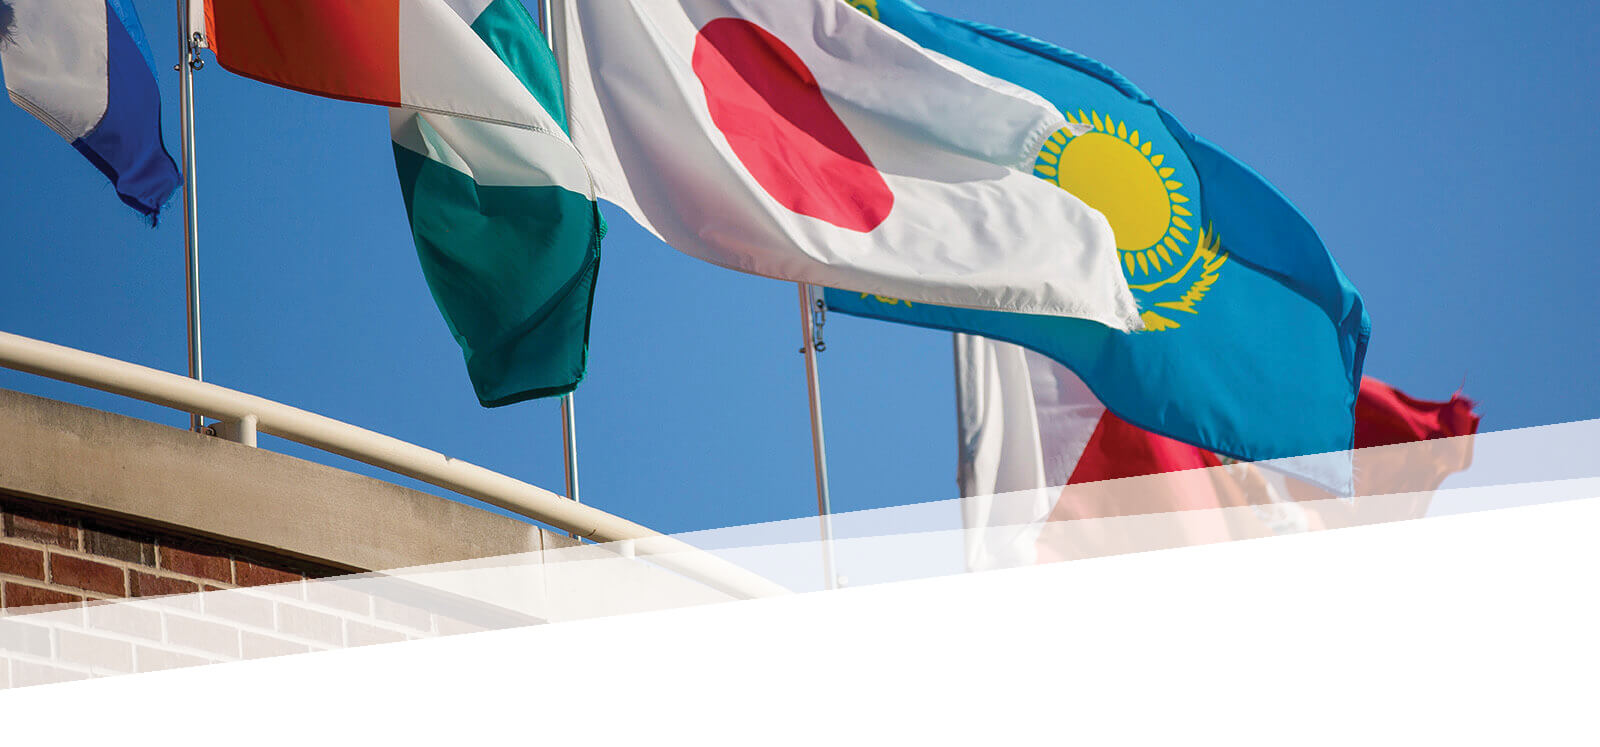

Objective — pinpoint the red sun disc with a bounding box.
[692,18,894,233]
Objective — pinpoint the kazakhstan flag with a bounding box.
[827,0,1370,480]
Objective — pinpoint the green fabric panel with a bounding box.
[394,140,603,405]
[470,0,568,132]
[392,0,603,405]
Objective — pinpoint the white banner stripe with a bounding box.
[391,110,594,194]
[0,0,110,141]
[396,0,567,136]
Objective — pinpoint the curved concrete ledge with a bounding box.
[0,388,567,573]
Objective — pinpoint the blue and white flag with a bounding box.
[1,0,180,221]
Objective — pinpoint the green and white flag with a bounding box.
[390,0,603,406]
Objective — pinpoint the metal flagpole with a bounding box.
[536,0,582,516]
[177,0,204,432]
[797,284,839,590]
[561,394,580,506]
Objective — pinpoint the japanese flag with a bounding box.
[552,0,1141,330]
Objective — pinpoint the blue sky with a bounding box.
[0,0,1595,537]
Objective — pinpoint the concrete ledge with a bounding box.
[0,388,554,572]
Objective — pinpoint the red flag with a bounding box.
[1353,377,1479,449]
[956,335,1483,568]
[194,0,556,131]
[1063,377,1478,491]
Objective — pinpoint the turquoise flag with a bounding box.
[391,0,604,406]
[828,1,1369,481]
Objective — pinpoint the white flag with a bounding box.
[954,334,1480,571]
[552,0,1141,330]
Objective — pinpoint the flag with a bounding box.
[198,0,552,130]
[197,0,604,405]
[956,334,1479,570]
[550,0,1141,331]
[388,0,604,405]
[1,0,180,221]
[827,0,1370,481]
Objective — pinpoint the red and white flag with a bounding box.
[552,0,1141,330]
[194,0,567,135]
[956,334,1481,569]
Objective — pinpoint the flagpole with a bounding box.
[560,393,580,507]
[536,0,582,519]
[177,0,204,432]
[797,284,839,590]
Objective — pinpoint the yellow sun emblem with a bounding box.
[1036,112,1228,331]
[846,0,881,20]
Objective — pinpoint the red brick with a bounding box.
[202,589,275,629]
[0,543,46,580]
[158,545,233,583]
[130,571,200,598]
[57,630,135,673]
[50,554,127,596]
[9,660,88,688]
[83,527,156,565]
[276,604,342,645]
[0,621,52,657]
[305,581,372,615]
[235,560,303,588]
[373,596,432,631]
[435,616,494,637]
[3,511,80,549]
[241,632,311,660]
[346,621,407,647]
[84,603,164,641]
[164,616,241,659]
[3,582,84,610]
[135,646,212,673]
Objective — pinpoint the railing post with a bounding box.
[209,413,258,447]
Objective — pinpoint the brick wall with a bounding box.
[0,493,540,689]
[0,562,526,689]
[1,494,343,614]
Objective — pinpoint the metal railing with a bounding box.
[0,330,787,600]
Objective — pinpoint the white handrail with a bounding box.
[0,331,787,600]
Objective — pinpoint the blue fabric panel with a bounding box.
[825,0,1372,490]
[73,0,180,221]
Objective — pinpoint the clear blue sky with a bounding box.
[1,0,1595,537]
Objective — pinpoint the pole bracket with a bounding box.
[206,414,259,447]
[174,32,205,71]
[798,291,828,354]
